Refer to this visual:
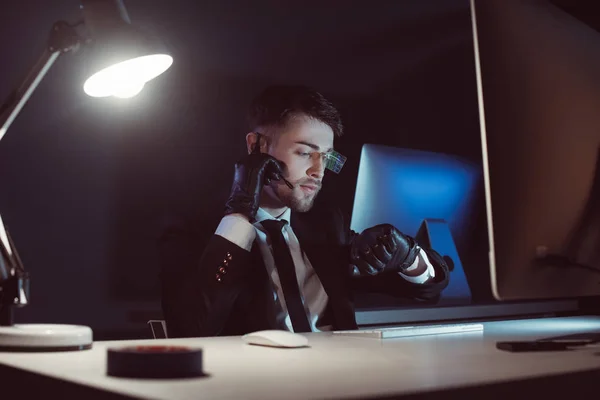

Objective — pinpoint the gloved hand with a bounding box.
[350,223,421,276]
[224,152,284,222]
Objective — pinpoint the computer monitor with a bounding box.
[471,0,600,301]
[350,143,482,306]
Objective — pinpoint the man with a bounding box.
[160,85,449,337]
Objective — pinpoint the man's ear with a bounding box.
[245,132,258,154]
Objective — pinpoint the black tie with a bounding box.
[261,219,312,333]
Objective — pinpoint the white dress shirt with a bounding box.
[215,208,435,332]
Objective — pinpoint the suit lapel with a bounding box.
[290,211,331,280]
[247,243,283,330]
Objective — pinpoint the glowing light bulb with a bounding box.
[112,81,145,98]
[83,54,173,98]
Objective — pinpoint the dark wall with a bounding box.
[0,0,490,338]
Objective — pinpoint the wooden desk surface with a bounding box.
[1,316,600,400]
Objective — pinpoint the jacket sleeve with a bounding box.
[158,215,257,338]
[349,255,450,301]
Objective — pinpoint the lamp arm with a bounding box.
[0,50,60,142]
[0,21,83,143]
[0,20,83,325]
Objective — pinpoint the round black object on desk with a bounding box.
[107,345,204,379]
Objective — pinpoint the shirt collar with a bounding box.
[254,207,292,225]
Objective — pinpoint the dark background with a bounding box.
[0,0,596,339]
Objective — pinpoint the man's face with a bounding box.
[265,116,334,212]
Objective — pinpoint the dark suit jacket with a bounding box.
[159,204,450,338]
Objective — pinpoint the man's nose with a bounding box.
[308,155,325,179]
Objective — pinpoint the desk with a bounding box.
[1,316,600,399]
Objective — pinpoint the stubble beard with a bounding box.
[275,184,320,212]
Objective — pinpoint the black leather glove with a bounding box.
[224,152,284,222]
[350,223,421,276]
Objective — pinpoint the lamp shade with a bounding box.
[80,0,173,98]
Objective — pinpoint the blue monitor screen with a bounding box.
[350,144,482,306]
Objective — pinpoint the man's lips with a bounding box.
[300,184,318,190]
[299,184,319,193]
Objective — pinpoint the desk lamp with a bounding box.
[0,0,173,351]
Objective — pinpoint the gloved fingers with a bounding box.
[267,157,285,174]
[264,172,280,185]
[387,229,402,251]
[359,245,386,273]
[264,158,286,184]
[350,243,359,261]
[389,229,415,263]
[374,226,396,254]
[350,244,380,274]
[372,241,392,263]
[350,257,377,276]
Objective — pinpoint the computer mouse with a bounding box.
[242,330,309,348]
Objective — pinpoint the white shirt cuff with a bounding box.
[398,248,436,284]
[215,214,256,251]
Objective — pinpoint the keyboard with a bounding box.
[332,323,484,339]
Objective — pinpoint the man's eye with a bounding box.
[297,152,311,157]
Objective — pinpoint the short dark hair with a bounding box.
[247,85,343,138]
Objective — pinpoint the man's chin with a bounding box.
[289,194,318,213]
[274,185,320,212]
[292,203,313,213]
